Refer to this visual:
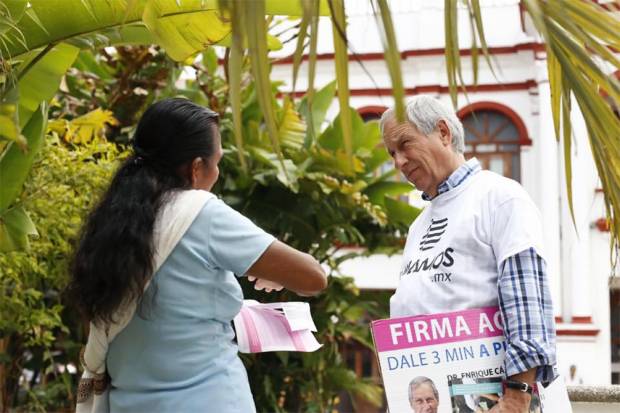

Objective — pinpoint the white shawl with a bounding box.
[75,190,215,413]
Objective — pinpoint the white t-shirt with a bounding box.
[390,170,545,317]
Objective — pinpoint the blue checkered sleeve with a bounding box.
[498,248,557,382]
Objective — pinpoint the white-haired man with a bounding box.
[381,95,557,412]
[409,376,439,413]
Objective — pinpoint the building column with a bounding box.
[535,61,563,319]
[559,98,594,321]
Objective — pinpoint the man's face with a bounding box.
[410,383,438,413]
[382,116,454,197]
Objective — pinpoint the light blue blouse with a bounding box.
[107,197,275,413]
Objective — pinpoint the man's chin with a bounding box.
[413,182,429,194]
[406,176,422,189]
[407,176,429,193]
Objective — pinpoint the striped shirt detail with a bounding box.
[422,157,482,201]
[499,249,557,382]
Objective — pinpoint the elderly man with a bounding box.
[409,376,439,413]
[381,95,557,412]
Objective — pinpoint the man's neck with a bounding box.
[435,153,465,187]
[428,153,466,198]
[446,153,467,176]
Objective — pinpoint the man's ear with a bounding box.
[437,119,452,147]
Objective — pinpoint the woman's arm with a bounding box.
[245,240,327,296]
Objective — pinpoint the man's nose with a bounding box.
[421,402,434,412]
[393,151,407,170]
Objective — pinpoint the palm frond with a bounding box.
[444,0,462,107]
[303,0,320,147]
[373,0,405,122]
[522,0,620,256]
[221,0,247,171]
[328,0,353,174]
[291,10,310,95]
[443,0,497,106]
[243,0,286,177]
[468,0,496,82]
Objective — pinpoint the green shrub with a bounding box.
[2,45,414,412]
[0,135,127,412]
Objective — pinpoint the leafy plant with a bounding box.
[0,133,127,412]
[0,44,415,412]
[1,0,619,259]
[210,73,415,410]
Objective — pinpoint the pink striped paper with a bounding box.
[234,301,321,353]
[239,306,263,353]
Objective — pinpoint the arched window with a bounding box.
[457,102,531,182]
[357,105,387,122]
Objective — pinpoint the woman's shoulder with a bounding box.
[170,189,217,205]
[191,193,262,235]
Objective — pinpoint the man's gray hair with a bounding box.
[380,95,465,154]
[408,376,439,402]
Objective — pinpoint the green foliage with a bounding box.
[216,79,415,258]
[212,72,413,411]
[2,44,414,412]
[55,46,177,137]
[0,105,47,213]
[0,134,127,411]
[0,0,618,408]
[240,277,386,412]
[0,41,79,253]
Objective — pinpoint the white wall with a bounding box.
[272,0,531,59]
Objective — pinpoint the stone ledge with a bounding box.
[568,385,620,403]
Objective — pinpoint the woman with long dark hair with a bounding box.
[66,98,327,413]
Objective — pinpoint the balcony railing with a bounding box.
[569,385,620,413]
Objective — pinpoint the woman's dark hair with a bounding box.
[66,98,219,325]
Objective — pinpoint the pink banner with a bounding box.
[372,307,503,352]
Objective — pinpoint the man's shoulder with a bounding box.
[476,170,520,187]
[475,170,531,204]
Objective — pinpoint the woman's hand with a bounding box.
[247,275,283,292]
[245,240,327,296]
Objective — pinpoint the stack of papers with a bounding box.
[233,300,322,353]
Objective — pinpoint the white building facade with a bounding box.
[270,0,618,385]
